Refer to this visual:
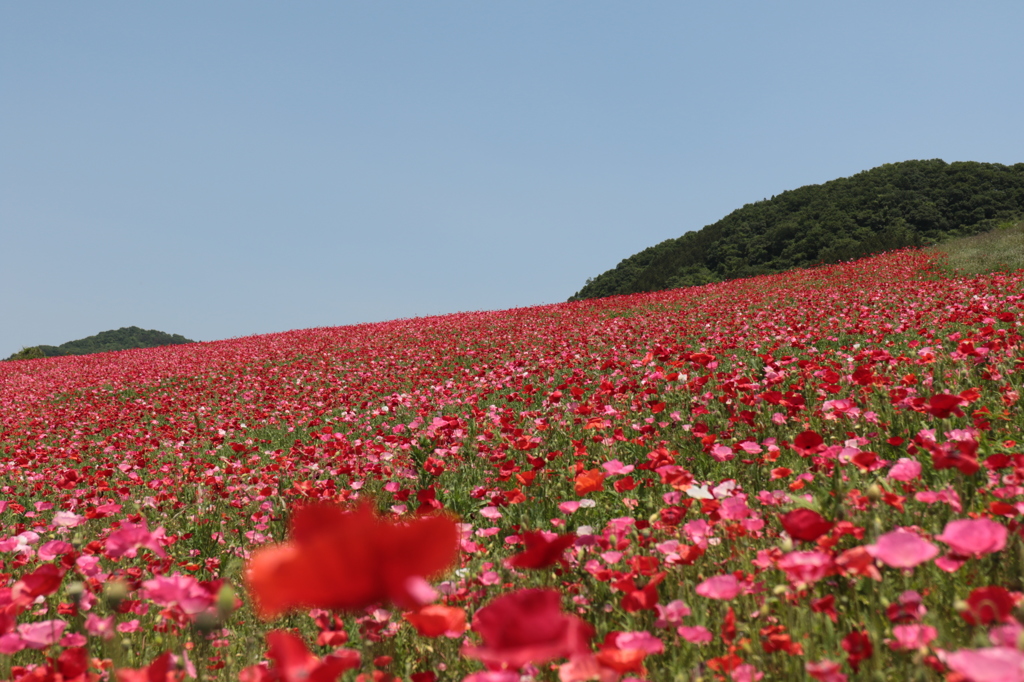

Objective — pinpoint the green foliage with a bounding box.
[7,346,46,361]
[4,327,195,361]
[571,159,1024,300]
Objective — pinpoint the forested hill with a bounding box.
[6,327,195,360]
[570,159,1024,301]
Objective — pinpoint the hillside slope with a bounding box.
[571,159,1024,300]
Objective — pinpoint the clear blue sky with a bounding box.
[3,2,1023,357]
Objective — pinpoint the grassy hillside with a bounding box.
[571,159,1024,300]
[6,326,194,361]
[929,218,1024,275]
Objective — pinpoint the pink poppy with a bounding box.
[677,626,713,644]
[936,519,1007,557]
[104,521,167,559]
[51,511,85,528]
[37,541,74,561]
[777,551,834,585]
[612,631,664,655]
[915,487,962,513]
[141,574,215,615]
[889,624,937,650]
[866,529,938,569]
[557,656,614,682]
[737,441,763,454]
[654,600,691,627]
[710,445,735,462]
[602,460,634,475]
[0,634,25,655]
[888,458,922,482]
[719,497,751,521]
[806,660,847,682]
[944,647,1024,682]
[695,574,741,600]
[17,619,66,649]
[85,614,116,640]
[991,622,1024,648]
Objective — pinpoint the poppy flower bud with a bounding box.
[779,536,794,553]
[66,581,85,605]
[194,611,221,635]
[104,579,129,611]
[953,599,969,615]
[216,584,237,619]
[866,484,883,503]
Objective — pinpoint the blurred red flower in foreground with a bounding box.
[246,502,458,618]
[462,588,593,670]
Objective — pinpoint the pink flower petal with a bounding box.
[866,529,938,569]
[677,626,713,644]
[695,574,741,600]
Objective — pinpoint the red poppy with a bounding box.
[930,441,980,476]
[779,509,833,542]
[404,604,468,637]
[56,647,89,682]
[574,469,606,495]
[925,393,966,418]
[246,502,458,618]
[115,653,183,682]
[811,595,838,623]
[960,586,1014,625]
[462,589,593,670]
[595,648,646,674]
[620,573,665,612]
[12,564,65,606]
[792,431,825,456]
[721,606,737,645]
[841,630,872,672]
[507,531,576,569]
[760,624,802,655]
[265,630,361,682]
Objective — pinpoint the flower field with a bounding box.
[2,249,1024,682]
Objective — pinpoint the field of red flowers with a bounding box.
[2,249,1024,682]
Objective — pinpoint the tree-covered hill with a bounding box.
[6,327,195,361]
[570,159,1024,300]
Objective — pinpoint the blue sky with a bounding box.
[2,2,1023,357]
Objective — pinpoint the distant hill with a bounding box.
[6,327,195,361]
[570,159,1024,300]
